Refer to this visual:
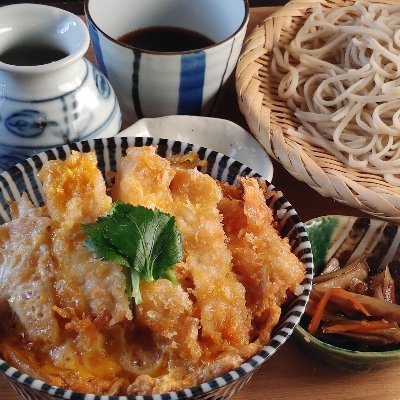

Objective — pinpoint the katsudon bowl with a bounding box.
[0,137,313,400]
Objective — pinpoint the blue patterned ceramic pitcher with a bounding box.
[0,3,121,171]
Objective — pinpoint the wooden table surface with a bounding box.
[1,5,400,400]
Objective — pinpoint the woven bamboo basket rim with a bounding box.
[236,0,400,221]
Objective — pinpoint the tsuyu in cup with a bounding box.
[85,0,249,124]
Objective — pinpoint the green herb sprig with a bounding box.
[82,201,182,305]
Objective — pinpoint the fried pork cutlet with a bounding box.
[0,194,59,346]
[38,151,132,325]
[219,177,305,343]
[111,147,202,366]
[113,147,251,356]
[111,146,175,212]
[114,148,252,394]
[170,168,251,357]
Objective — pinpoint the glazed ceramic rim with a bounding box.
[0,136,313,399]
[295,214,400,361]
[84,0,249,55]
[295,325,400,359]
[0,3,90,73]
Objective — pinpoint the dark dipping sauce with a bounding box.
[118,26,215,52]
[0,42,68,66]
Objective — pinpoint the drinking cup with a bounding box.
[85,0,249,124]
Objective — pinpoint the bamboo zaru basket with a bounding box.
[236,0,400,221]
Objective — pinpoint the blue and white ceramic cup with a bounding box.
[85,0,249,124]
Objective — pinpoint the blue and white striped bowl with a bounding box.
[0,137,313,400]
[85,0,249,124]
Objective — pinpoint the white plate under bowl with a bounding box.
[117,115,274,182]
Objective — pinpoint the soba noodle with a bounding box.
[271,1,400,184]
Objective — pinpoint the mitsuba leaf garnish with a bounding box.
[82,201,182,305]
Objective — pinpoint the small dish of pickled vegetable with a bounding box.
[294,215,400,370]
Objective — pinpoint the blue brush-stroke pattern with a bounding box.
[5,110,59,138]
[208,37,236,116]
[178,52,206,115]
[131,50,144,119]
[88,20,108,77]
[93,66,111,99]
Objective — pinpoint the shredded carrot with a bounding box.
[308,288,371,335]
[323,320,398,334]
